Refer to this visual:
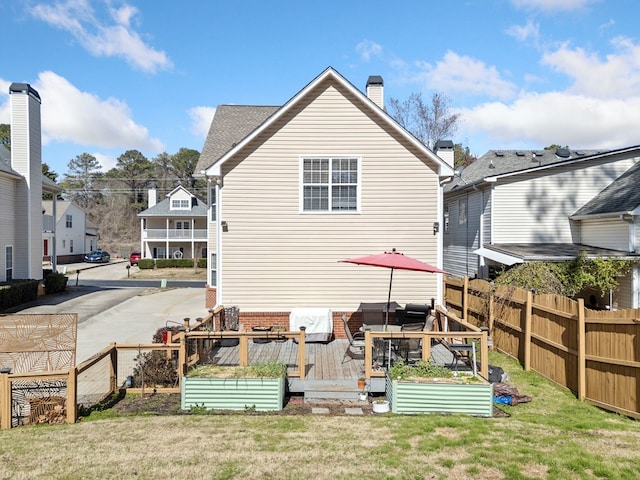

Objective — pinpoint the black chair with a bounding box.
[395,322,425,363]
[341,315,366,363]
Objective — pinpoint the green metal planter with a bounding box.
[386,375,493,416]
[181,377,286,412]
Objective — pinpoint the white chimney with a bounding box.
[435,140,455,170]
[10,83,43,280]
[366,75,384,109]
[148,183,157,208]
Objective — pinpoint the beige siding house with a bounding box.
[444,146,640,308]
[195,67,454,326]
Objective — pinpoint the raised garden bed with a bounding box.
[386,361,493,416]
[181,363,286,412]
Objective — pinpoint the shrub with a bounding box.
[132,351,178,388]
[44,273,68,294]
[197,258,207,269]
[156,258,195,269]
[0,280,39,311]
[138,259,155,269]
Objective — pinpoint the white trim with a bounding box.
[204,67,453,177]
[298,155,361,214]
[473,247,523,266]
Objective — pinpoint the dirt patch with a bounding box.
[130,267,206,281]
[104,393,375,416]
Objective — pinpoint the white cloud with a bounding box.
[506,20,540,43]
[542,37,640,99]
[188,106,216,138]
[356,40,383,61]
[33,71,164,152]
[459,92,640,150]
[413,51,517,100]
[510,0,598,12]
[92,152,117,171]
[31,0,172,73]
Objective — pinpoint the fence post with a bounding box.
[67,368,77,424]
[239,333,249,366]
[0,371,10,430]
[462,276,469,321]
[298,327,306,378]
[524,290,533,371]
[365,330,373,378]
[577,298,586,401]
[178,332,187,378]
[488,294,495,341]
[109,344,118,393]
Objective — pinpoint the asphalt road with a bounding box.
[10,261,211,364]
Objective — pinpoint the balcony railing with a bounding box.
[143,229,207,240]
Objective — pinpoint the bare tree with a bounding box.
[388,92,461,149]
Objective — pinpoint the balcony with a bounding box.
[142,229,207,240]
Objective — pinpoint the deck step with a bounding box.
[304,385,362,402]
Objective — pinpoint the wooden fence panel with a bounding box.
[466,279,492,329]
[584,308,640,417]
[444,276,640,418]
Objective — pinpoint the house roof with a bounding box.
[571,160,640,219]
[42,200,88,220]
[0,145,22,179]
[196,66,453,177]
[138,194,208,217]
[443,147,640,193]
[480,243,639,263]
[1,145,62,191]
[195,105,279,174]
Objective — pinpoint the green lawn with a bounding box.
[1,352,639,480]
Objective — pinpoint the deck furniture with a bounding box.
[341,315,366,363]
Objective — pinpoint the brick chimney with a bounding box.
[10,83,43,280]
[366,75,384,109]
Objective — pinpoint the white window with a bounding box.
[5,246,13,281]
[66,214,72,228]
[444,204,450,232]
[171,199,190,210]
[209,187,217,221]
[70,240,74,253]
[210,253,217,286]
[301,157,359,212]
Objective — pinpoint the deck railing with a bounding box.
[142,229,207,240]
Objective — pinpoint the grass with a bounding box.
[1,352,640,479]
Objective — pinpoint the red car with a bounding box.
[129,252,141,265]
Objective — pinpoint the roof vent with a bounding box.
[516,151,525,156]
[495,151,504,157]
[555,148,571,158]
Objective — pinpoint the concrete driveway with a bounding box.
[11,261,211,364]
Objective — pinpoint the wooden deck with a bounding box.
[204,338,459,397]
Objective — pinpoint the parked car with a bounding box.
[129,251,141,265]
[84,250,111,263]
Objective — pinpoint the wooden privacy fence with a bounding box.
[445,276,640,419]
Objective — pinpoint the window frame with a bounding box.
[65,214,72,228]
[171,198,190,210]
[5,245,12,281]
[299,156,361,213]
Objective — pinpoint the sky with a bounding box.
[1,0,640,177]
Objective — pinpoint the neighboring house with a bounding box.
[137,185,208,260]
[195,67,454,319]
[443,146,640,308]
[42,201,97,264]
[0,83,61,282]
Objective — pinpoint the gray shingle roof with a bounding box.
[572,160,640,217]
[138,195,208,217]
[488,243,638,261]
[195,105,279,174]
[445,148,603,192]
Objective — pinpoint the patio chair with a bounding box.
[341,314,366,363]
[394,322,425,363]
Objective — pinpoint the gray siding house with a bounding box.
[137,185,208,261]
[443,146,640,308]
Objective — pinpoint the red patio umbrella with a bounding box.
[340,248,447,329]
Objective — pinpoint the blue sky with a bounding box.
[2,0,639,177]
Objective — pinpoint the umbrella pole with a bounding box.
[384,268,394,331]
